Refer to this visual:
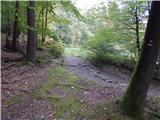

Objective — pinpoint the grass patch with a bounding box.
[32,66,86,99]
[64,47,89,57]
[47,96,61,103]
[5,94,22,106]
[80,101,119,120]
[48,98,124,120]
[49,97,82,119]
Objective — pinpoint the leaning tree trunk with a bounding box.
[26,1,36,64]
[12,1,19,51]
[122,1,160,120]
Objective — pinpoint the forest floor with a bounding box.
[1,48,160,120]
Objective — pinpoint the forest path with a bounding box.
[2,49,160,120]
[64,55,160,99]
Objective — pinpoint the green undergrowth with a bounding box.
[48,96,82,119]
[64,47,89,57]
[80,101,119,120]
[4,94,22,106]
[32,66,87,99]
[22,51,52,66]
[48,95,121,120]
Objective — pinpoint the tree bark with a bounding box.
[41,7,45,42]
[5,17,11,49]
[122,1,160,120]
[26,1,36,64]
[12,1,19,51]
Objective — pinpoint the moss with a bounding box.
[48,97,82,119]
[47,96,61,103]
[32,66,122,119]
[80,101,118,120]
[54,82,87,91]
[32,66,86,99]
[121,75,145,120]
[5,94,22,106]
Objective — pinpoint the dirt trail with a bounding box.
[2,50,159,120]
[64,56,160,99]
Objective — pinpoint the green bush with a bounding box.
[48,41,64,58]
[86,28,117,60]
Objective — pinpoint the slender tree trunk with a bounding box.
[41,7,45,42]
[5,17,11,49]
[26,1,36,64]
[44,5,48,42]
[36,6,43,46]
[12,1,19,51]
[135,19,140,55]
[122,2,160,120]
[135,4,141,55]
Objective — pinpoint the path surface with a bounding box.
[64,56,160,99]
[2,50,160,120]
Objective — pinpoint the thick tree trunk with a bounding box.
[12,1,19,51]
[122,2,160,120]
[26,1,36,64]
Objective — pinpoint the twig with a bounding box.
[1,63,16,70]
[2,87,31,94]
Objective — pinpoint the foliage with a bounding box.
[86,28,118,60]
[59,1,83,20]
[1,1,15,32]
[64,47,89,57]
[48,41,64,58]
[84,1,148,62]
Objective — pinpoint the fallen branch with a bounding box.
[1,80,19,84]
[2,87,31,94]
[2,57,24,63]
[1,63,16,70]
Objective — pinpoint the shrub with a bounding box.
[86,28,117,60]
[48,41,64,58]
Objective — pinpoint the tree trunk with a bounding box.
[44,5,48,42]
[5,17,11,49]
[135,16,140,55]
[12,1,19,51]
[41,7,45,42]
[135,4,141,56]
[26,1,36,64]
[122,1,160,120]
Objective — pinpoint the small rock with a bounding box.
[84,91,89,95]
[80,100,83,103]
